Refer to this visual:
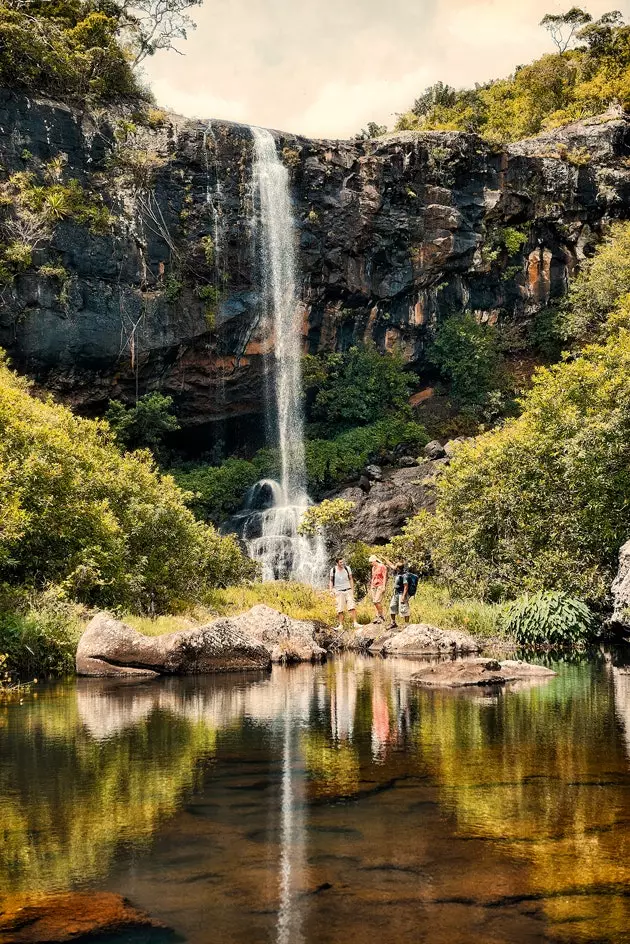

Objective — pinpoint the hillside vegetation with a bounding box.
[391,223,630,607]
[394,9,630,141]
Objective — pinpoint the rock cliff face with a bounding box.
[0,89,628,447]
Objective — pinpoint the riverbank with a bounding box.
[0,581,507,684]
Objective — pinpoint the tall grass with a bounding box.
[127,580,503,639]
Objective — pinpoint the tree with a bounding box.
[428,312,504,409]
[304,342,413,432]
[105,392,180,456]
[357,122,387,139]
[298,499,356,555]
[116,0,203,66]
[540,7,592,53]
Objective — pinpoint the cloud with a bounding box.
[143,0,629,138]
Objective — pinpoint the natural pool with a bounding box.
[1,654,630,944]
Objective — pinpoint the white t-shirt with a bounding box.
[330,565,352,591]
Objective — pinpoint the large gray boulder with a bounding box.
[411,658,557,688]
[369,623,481,655]
[76,613,272,677]
[228,605,326,664]
[76,605,327,677]
[611,538,630,629]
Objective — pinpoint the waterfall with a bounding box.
[235,128,326,585]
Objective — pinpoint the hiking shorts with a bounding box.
[390,592,410,618]
[335,589,356,613]
[371,585,385,604]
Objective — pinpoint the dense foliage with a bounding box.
[0,0,201,101]
[0,356,252,613]
[503,591,596,646]
[395,10,630,141]
[428,312,506,411]
[177,419,428,522]
[106,392,180,456]
[303,343,412,432]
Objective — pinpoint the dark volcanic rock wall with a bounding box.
[0,88,628,447]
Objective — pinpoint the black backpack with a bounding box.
[330,565,351,587]
[406,572,419,597]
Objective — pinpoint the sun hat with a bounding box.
[368,554,379,563]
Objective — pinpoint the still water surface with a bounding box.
[2,654,630,943]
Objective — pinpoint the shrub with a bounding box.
[0,355,252,613]
[174,459,260,523]
[106,392,180,456]
[0,587,84,680]
[298,499,356,553]
[304,342,413,431]
[425,325,630,603]
[503,591,596,647]
[428,312,505,409]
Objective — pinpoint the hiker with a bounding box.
[388,560,419,629]
[329,556,361,632]
[368,554,389,623]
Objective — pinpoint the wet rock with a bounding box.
[76,612,272,677]
[611,538,630,630]
[227,604,326,664]
[410,658,557,688]
[370,623,481,655]
[358,474,371,493]
[329,465,439,544]
[364,464,383,482]
[424,440,446,460]
[0,892,170,943]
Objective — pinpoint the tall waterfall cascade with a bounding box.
[235,128,326,585]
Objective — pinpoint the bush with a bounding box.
[106,392,180,456]
[0,588,84,680]
[0,354,252,613]
[503,591,596,647]
[425,325,630,604]
[304,342,413,431]
[428,312,505,409]
[174,459,260,523]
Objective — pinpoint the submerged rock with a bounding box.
[76,606,326,676]
[361,622,480,655]
[76,612,272,677]
[411,658,557,688]
[0,891,169,943]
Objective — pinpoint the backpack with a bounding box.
[406,572,420,597]
[330,565,351,588]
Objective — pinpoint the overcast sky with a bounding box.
[143,0,628,138]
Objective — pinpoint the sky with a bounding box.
[143,0,629,139]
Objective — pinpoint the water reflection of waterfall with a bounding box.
[234,127,326,584]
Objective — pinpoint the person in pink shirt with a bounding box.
[368,554,390,624]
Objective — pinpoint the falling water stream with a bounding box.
[236,128,326,584]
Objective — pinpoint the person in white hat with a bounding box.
[368,554,390,623]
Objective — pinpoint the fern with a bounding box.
[503,591,595,647]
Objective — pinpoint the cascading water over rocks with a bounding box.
[236,128,326,584]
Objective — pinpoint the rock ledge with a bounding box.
[411,658,557,688]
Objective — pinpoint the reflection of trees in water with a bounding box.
[0,686,217,895]
[413,664,630,938]
[2,658,630,942]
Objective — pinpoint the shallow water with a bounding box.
[2,654,630,943]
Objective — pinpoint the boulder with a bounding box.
[76,612,271,677]
[410,658,557,688]
[611,538,630,629]
[424,440,446,460]
[370,623,481,655]
[0,892,169,944]
[227,604,326,664]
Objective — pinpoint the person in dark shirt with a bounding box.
[388,560,411,629]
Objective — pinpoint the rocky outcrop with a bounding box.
[0,892,169,944]
[0,89,628,448]
[611,538,630,631]
[76,606,326,676]
[76,612,272,677]
[410,658,557,688]
[371,623,481,655]
[221,604,326,663]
